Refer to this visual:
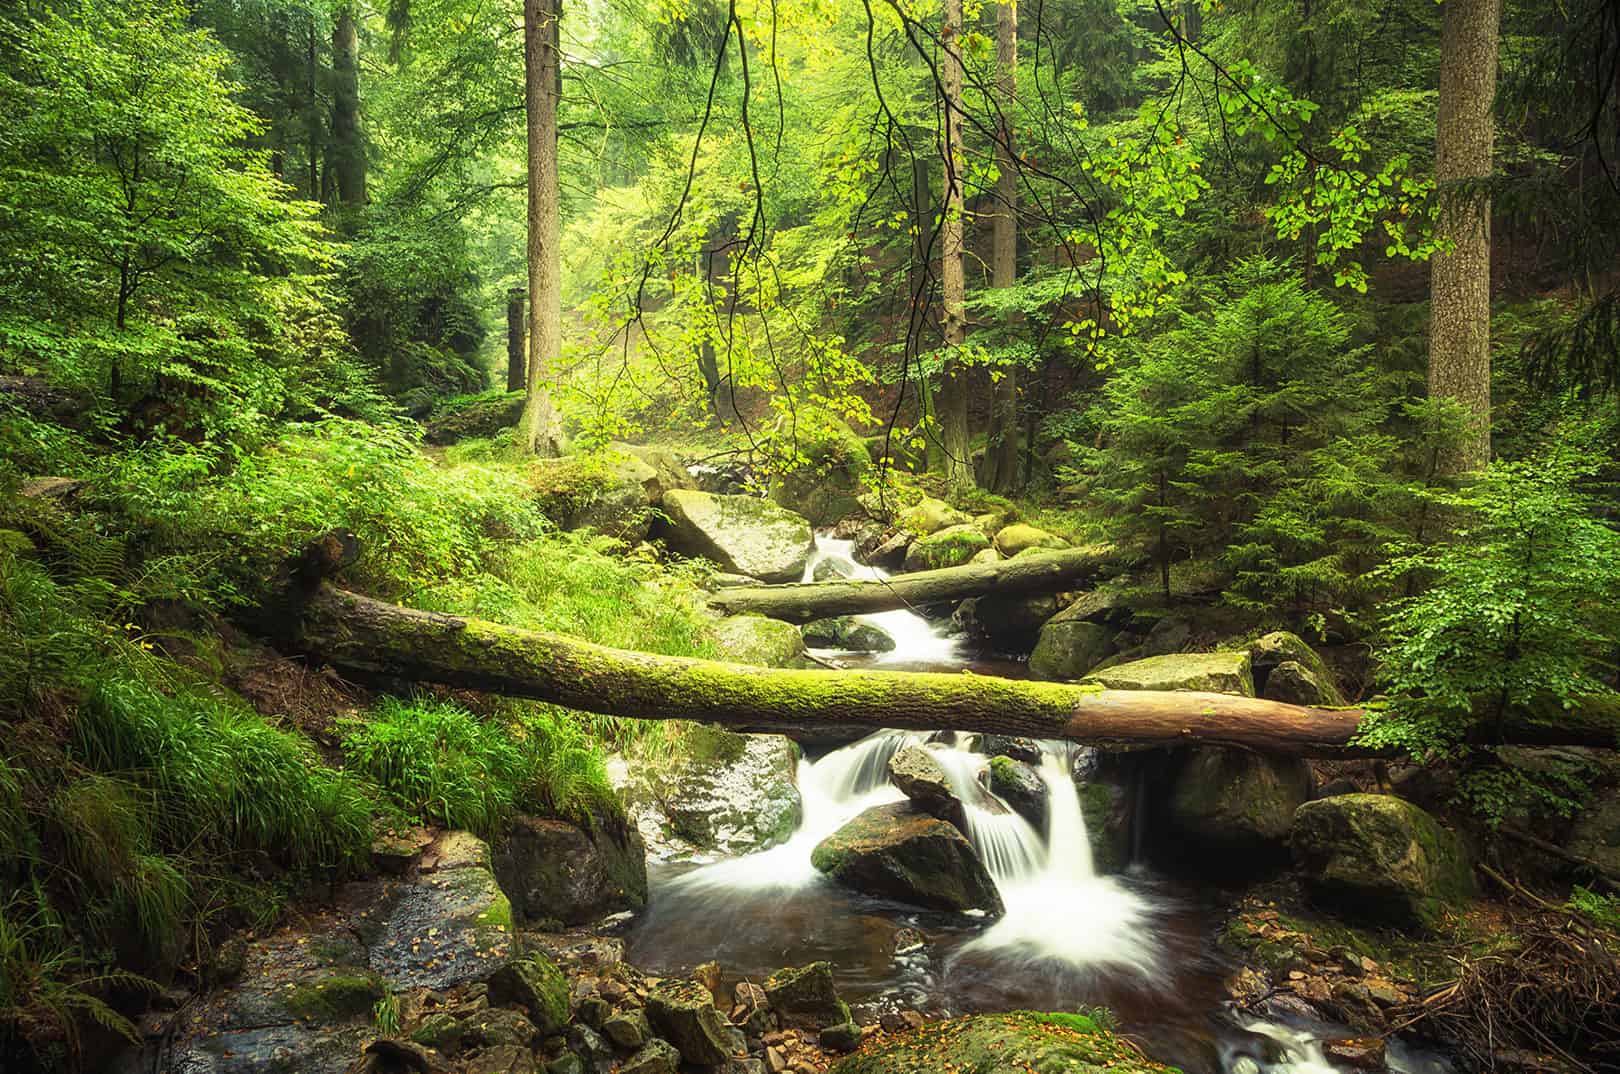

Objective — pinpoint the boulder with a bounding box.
[1085,651,1255,696]
[762,962,849,1030]
[769,411,873,526]
[1263,660,1338,706]
[971,547,1002,565]
[1029,619,1116,681]
[1567,791,1620,880]
[986,756,1048,833]
[492,814,648,926]
[829,1012,1174,1074]
[424,391,524,444]
[857,530,912,570]
[887,744,966,829]
[712,615,810,668]
[646,978,744,1066]
[1077,776,1134,874]
[658,490,815,582]
[488,954,570,1034]
[529,447,663,542]
[619,1039,681,1074]
[647,728,804,855]
[1166,748,1313,860]
[614,442,697,501]
[897,497,971,536]
[992,524,1069,557]
[602,1009,652,1051]
[902,524,990,572]
[973,594,1061,649]
[971,736,1043,765]
[810,802,1004,915]
[1291,793,1477,931]
[1249,631,1345,705]
[802,616,896,653]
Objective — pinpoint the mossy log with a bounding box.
[707,546,1116,624]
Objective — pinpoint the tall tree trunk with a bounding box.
[331,7,366,212]
[986,0,1020,492]
[307,14,320,200]
[1428,0,1499,472]
[506,287,527,393]
[934,0,973,493]
[520,0,566,457]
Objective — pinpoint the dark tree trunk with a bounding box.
[331,8,366,212]
[506,287,527,393]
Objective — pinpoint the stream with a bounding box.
[625,537,1450,1074]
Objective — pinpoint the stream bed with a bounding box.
[625,537,1451,1074]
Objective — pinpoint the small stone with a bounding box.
[1365,979,1403,1007]
[891,928,925,956]
[567,1023,615,1069]
[619,1038,681,1074]
[545,1055,585,1074]
[575,995,612,1028]
[762,963,848,1032]
[1323,1038,1387,1070]
[695,960,723,998]
[463,1008,539,1049]
[765,1044,788,1073]
[819,1022,862,1053]
[602,1009,651,1051]
[488,955,570,1034]
[409,1011,464,1052]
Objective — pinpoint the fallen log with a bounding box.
[286,583,1387,756]
[707,546,1117,624]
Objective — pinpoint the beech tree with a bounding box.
[935,0,973,492]
[984,0,1020,492]
[519,0,566,456]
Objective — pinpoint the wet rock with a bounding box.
[1323,1038,1386,1070]
[713,615,812,669]
[1262,660,1338,707]
[820,1022,863,1053]
[646,978,743,1066]
[972,594,1061,649]
[810,802,1004,915]
[1167,748,1313,861]
[902,524,990,572]
[602,1009,651,1051]
[567,1023,616,1069]
[1085,651,1254,696]
[986,756,1048,832]
[488,954,569,1034]
[762,962,849,1031]
[657,489,815,582]
[831,1012,1173,1074]
[464,1044,540,1074]
[992,523,1068,557]
[802,617,896,652]
[856,530,911,569]
[887,744,966,829]
[410,1011,464,1053]
[972,736,1043,765]
[493,814,647,926]
[1248,632,1344,704]
[1029,617,1116,682]
[619,1039,682,1074]
[897,497,971,536]
[632,727,804,856]
[1292,793,1477,931]
[463,1007,540,1049]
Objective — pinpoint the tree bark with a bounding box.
[708,546,1115,623]
[935,0,973,492]
[290,584,1620,755]
[506,287,527,393]
[520,0,566,457]
[1428,0,1499,472]
[331,8,366,212]
[986,0,1020,493]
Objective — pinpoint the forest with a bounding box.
[2,0,1619,1072]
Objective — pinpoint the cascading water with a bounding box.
[801,536,961,665]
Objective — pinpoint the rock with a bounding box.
[545,1055,585,1074]
[463,1007,541,1048]
[462,1043,540,1074]
[487,954,569,1034]
[492,814,648,926]
[1076,776,1134,874]
[1291,793,1478,931]
[986,756,1048,833]
[810,803,1004,915]
[820,1022,863,1053]
[972,736,1042,765]
[857,530,912,569]
[713,615,811,669]
[1167,748,1313,860]
[1052,584,1134,626]
[424,391,524,445]
[992,524,1069,556]
[575,995,612,1028]
[897,497,971,536]
[694,959,723,997]
[1248,632,1344,702]
[614,443,698,502]
[902,524,990,572]
[1141,615,1194,656]
[1262,660,1338,706]
[370,830,518,990]
[887,744,966,829]
[602,1009,651,1051]
[769,411,873,526]
[1085,651,1255,696]
[528,447,666,542]
[637,727,804,855]
[829,1013,1174,1074]
[1029,619,1116,681]
[972,594,1061,649]
[1323,1038,1386,1070]
[567,1023,615,1069]
[410,1011,464,1052]
[646,978,742,1066]
[1567,791,1620,879]
[802,617,896,652]
[619,1039,681,1074]
[658,489,815,582]
[970,547,1002,564]
[762,962,848,1031]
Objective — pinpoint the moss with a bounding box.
[282,973,386,1022]
[475,891,513,931]
[830,1012,1174,1074]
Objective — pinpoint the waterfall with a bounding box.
[801,536,961,665]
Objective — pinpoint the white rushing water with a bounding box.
[800,536,962,665]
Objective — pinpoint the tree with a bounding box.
[330,5,366,216]
[934,0,974,492]
[985,0,1020,492]
[519,0,566,457]
[1428,0,1501,471]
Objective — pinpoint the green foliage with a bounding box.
[1569,887,1620,933]
[340,697,617,836]
[1361,428,1620,767]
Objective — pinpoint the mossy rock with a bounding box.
[1029,621,1116,682]
[762,961,848,1030]
[528,448,658,542]
[1167,747,1313,859]
[1076,780,1132,874]
[659,489,815,582]
[1248,631,1345,705]
[1084,651,1254,696]
[803,616,897,652]
[902,524,990,572]
[424,391,524,445]
[830,1012,1175,1074]
[488,954,570,1034]
[770,411,873,526]
[987,756,1047,832]
[810,802,1003,915]
[280,972,385,1022]
[992,524,1069,557]
[713,614,810,668]
[1291,793,1477,932]
[897,497,972,536]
